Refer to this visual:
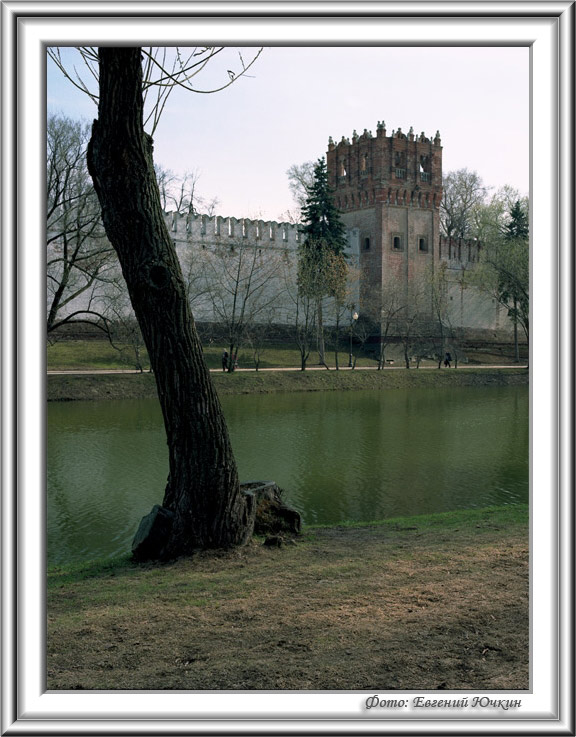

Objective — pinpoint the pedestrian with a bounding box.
[444,351,452,368]
[222,350,229,372]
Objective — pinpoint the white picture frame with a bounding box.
[1,2,573,734]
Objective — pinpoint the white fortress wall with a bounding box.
[166,212,361,328]
[438,238,513,335]
[48,209,512,340]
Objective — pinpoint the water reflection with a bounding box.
[47,385,529,564]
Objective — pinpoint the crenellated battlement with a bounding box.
[164,211,303,250]
[326,120,443,212]
[438,235,482,266]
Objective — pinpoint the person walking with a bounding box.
[444,351,452,368]
[222,350,229,372]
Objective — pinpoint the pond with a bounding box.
[47,385,529,566]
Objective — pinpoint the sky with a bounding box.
[47,46,529,222]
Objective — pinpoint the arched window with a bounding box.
[392,234,404,251]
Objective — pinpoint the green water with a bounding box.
[47,385,529,565]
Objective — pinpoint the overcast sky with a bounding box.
[47,46,529,222]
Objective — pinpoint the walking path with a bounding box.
[47,364,528,375]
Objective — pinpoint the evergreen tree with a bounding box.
[505,199,529,240]
[497,200,529,362]
[300,158,347,251]
[298,158,348,365]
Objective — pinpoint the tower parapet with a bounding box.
[164,211,302,251]
[326,121,443,211]
[438,235,481,266]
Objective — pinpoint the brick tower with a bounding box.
[326,122,443,316]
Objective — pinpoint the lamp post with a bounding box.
[348,309,359,368]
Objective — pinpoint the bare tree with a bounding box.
[281,253,316,371]
[54,46,275,559]
[200,239,286,371]
[327,257,360,369]
[476,234,529,357]
[244,310,278,372]
[441,168,489,240]
[328,300,348,370]
[293,293,317,372]
[471,192,529,361]
[394,276,430,369]
[46,114,116,335]
[49,46,262,135]
[103,281,149,372]
[471,185,526,243]
[358,278,406,370]
[155,165,219,216]
[427,263,463,368]
[286,161,315,215]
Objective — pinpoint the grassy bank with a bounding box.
[47,366,528,402]
[48,338,527,373]
[47,339,379,372]
[47,504,529,690]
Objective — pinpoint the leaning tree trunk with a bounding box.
[87,48,254,559]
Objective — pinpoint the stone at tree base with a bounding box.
[263,535,284,548]
[132,504,175,561]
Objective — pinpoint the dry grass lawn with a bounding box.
[47,507,529,691]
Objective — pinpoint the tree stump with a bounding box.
[241,481,302,537]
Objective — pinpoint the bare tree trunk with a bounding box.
[513,297,519,362]
[404,346,410,369]
[334,309,340,370]
[87,48,254,558]
[316,298,326,365]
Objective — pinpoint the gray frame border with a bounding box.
[1,2,574,735]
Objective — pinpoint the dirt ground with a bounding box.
[47,510,529,691]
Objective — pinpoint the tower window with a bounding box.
[392,234,404,251]
[394,151,406,178]
[418,237,428,253]
[419,155,431,182]
[364,237,371,251]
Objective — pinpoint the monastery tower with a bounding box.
[326,122,443,315]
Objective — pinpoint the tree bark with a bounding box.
[87,48,253,558]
